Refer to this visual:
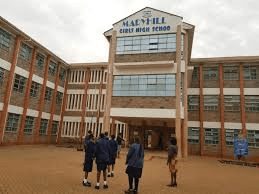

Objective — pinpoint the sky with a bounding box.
[0,0,259,63]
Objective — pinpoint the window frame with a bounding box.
[24,116,34,134]
[39,119,48,135]
[13,74,26,93]
[5,113,20,132]
[0,28,11,52]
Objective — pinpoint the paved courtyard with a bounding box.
[0,145,258,194]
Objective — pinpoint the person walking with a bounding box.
[116,133,125,158]
[125,136,144,194]
[95,133,110,189]
[108,134,118,177]
[167,137,178,187]
[82,134,96,187]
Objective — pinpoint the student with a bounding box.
[167,137,178,187]
[95,133,110,189]
[116,133,125,158]
[125,136,144,194]
[108,135,118,177]
[104,131,109,141]
[82,134,95,187]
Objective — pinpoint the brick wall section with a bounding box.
[245,113,259,123]
[10,90,26,107]
[224,80,240,88]
[188,111,200,121]
[115,52,176,63]
[3,132,18,143]
[67,84,85,89]
[203,80,219,88]
[112,96,176,109]
[224,112,241,122]
[43,102,51,113]
[16,57,31,71]
[203,111,220,122]
[28,86,42,109]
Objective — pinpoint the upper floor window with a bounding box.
[45,87,52,101]
[244,65,257,80]
[56,92,63,104]
[36,53,45,69]
[5,113,20,132]
[204,95,219,111]
[0,28,11,51]
[13,74,26,93]
[59,67,66,81]
[224,95,240,112]
[188,95,199,111]
[113,74,175,97]
[0,67,5,85]
[223,65,239,80]
[30,81,40,97]
[48,61,57,76]
[19,43,32,61]
[192,66,199,81]
[116,34,176,55]
[203,66,218,80]
[245,95,259,112]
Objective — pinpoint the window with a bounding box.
[188,127,199,144]
[204,128,219,145]
[30,81,40,97]
[52,121,59,135]
[59,67,66,81]
[39,119,48,135]
[224,95,240,112]
[36,53,45,69]
[247,130,259,148]
[5,113,19,132]
[192,66,199,80]
[19,43,32,61]
[0,28,11,51]
[244,65,257,80]
[0,67,4,84]
[113,74,175,97]
[245,96,259,112]
[13,74,26,93]
[116,34,178,54]
[56,92,63,104]
[204,95,219,111]
[24,116,34,134]
[188,95,199,111]
[223,66,239,80]
[203,67,218,80]
[225,129,241,146]
[48,61,57,76]
[44,87,52,101]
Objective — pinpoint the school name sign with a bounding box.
[119,17,171,34]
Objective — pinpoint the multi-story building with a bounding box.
[0,7,258,161]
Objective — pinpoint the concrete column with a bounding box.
[103,31,117,132]
[219,64,226,157]
[175,25,182,157]
[0,35,22,144]
[56,69,69,144]
[33,55,50,143]
[17,46,37,143]
[239,63,246,135]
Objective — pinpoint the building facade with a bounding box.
[0,7,258,160]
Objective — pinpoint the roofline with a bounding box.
[0,16,69,67]
[112,7,183,26]
[69,62,108,68]
[191,56,259,63]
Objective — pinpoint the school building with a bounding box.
[0,7,258,160]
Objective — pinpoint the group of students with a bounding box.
[82,131,178,194]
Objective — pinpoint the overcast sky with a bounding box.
[1,0,258,63]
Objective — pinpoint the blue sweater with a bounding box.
[126,143,144,168]
[95,137,110,163]
[109,139,118,158]
[84,140,96,162]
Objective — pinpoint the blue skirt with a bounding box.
[126,166,143,178]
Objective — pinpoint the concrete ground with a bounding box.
[0,145,258,194]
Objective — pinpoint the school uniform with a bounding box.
[167,145,178,173]
[83,139,96,172]
[108,139,118,165]
[95,137,110,171]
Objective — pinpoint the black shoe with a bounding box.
[103,184,108,189]
[124,189,134,194]
[167,184,173,187]
[82,181,91,187]
[107,174,111,177]
[133,189,138,194]
[111,173,114,177]
[95,185,100,190]
[172,182,177,187]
